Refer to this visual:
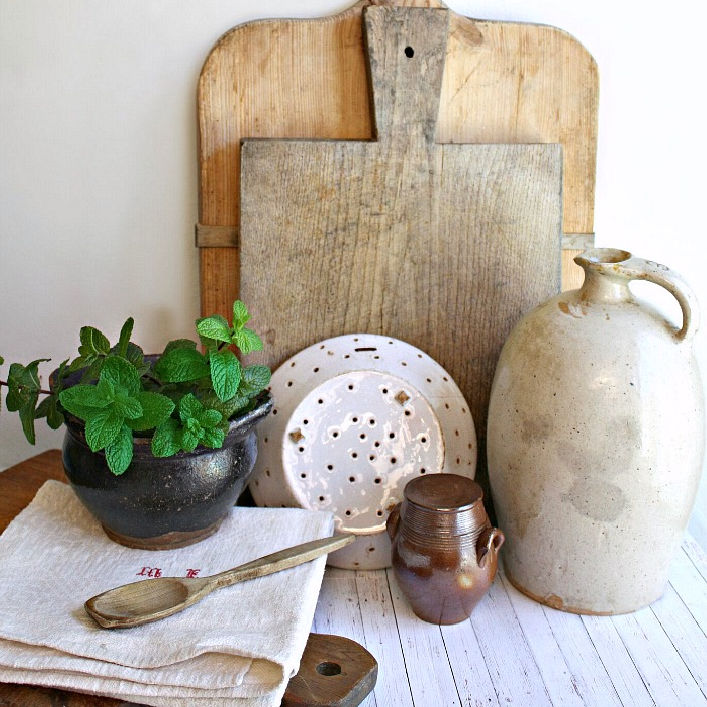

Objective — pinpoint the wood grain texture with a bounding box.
[240,7,563,498]
[197,0,598,320]
[283,633,377,707]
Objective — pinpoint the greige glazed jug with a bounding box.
[386,474,504,625]
[487,248,704,614]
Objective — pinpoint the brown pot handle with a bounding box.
[476,527,505,568]
[386,503,402,541]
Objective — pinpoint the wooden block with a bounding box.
[283,633,377,707]
[240,7,562,498]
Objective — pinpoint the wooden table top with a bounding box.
[1,451,705,706]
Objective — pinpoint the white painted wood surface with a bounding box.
[313,536,707,706]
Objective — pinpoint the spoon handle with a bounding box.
[211,534,355,589]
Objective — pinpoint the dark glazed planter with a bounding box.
[61,392,273,550]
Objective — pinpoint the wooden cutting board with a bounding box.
[239,5,562,496]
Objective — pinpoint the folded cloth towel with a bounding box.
[0,480,334,706]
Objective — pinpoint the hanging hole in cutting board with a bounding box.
[404,46,414,58]
[316,662,342,676]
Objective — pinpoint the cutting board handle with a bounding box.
[362,6,449,145]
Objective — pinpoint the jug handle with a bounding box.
[476,527,505,569]
[611,257,698,344]
[386,503,401,541]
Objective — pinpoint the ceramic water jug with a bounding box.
[487,248,704,614]
[386,474,504,624]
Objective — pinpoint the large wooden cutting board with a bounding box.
[239,6,562,497]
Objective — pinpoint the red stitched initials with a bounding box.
[136,566,162,577]
[186,569,201,578]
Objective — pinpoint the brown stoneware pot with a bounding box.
[61,391,273,550]
[386,474,504,625]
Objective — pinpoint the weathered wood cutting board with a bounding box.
[239,5,562,495]
[197,0,598,496]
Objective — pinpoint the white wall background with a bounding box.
[1,0,706,545]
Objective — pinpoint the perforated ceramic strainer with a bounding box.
[249,334,476,569]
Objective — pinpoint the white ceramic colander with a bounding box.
[249,334,477,569]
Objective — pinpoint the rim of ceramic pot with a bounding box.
[574,247,633,269]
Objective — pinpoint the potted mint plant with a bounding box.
[0,300,272,549]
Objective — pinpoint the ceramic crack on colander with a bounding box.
[249,334,477,569]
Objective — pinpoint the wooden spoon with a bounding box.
[85,534,354,629]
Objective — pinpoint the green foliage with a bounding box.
[1,300,270,476]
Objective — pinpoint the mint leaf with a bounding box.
[199,408,222,428]
[162,339,197,355]
[79,326,110,358]
[180,429,200,452]
[58,384,110,419]
[154,347,209,383]
[112,391,143,420]
[85,409,122,452]
[198,391,249,420]
[179,393,204,422]
[196,315,232,344]
[232,300,250,329]
[232,327,263,355]
[151,419,181,457]
[209,349,241,401]
[127,392,174,431]
[105,424,133,475]
[6,360,49,445]
[101,356,141,395]
[116,317,134,358]
[201,426,226,449]
[35,395,64,429]
[240,365,271,397]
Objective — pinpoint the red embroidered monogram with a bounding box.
[185,569,201,578]
[136,567,162,578]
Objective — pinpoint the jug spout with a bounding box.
[476,527,505,569]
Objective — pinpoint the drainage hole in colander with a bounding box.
[359,433,366,440]
[354,347,377,352]
[369,455,376,461]
[265,469,271,476]
[455,429,459,436]
[319,495,325,502]
[303,419,309,425]
[327,464,334,471]
[421,436,427,443]
[443,376,449,382]
[345,510,352,516]
[456,457,461,464]
[368,547,375,552]
[298,446,305,453]
[300,472,307,478]
[462,407,467,414]
[374,477,381,484]
[390,457,397,464]
[426,377,432,383]
[332,431,339,438]
[373,355,380,359]
[348,384,354,391]
[418,353,423,359]
[287,381,293,387]
[404,410,411,417]
[382,387,388,394]
[318,399,324,405]
[401,361,408,366]
[349,476,356,483]
[264,437,268,443]
[374,441,380,448]
[420,467,426,474]
[377,510,383,516]
[368,418,376,426]
[291,360,297,366]
[344,354,350,359]
[389,432,395,439]
[351,452,358,459]
[352,416,359,423]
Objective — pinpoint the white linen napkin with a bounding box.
[0,480,334,706]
